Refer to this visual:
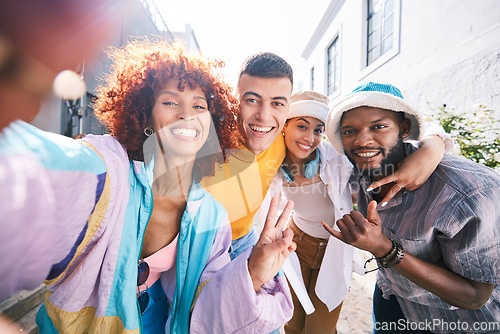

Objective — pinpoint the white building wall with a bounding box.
[302,0,500,117]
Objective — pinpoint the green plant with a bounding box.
[428,104,500,171]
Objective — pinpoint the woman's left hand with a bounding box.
[248,197,296,292]
[367,135,445,206]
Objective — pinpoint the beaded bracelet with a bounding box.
[376,239,404,268]
[387,244,405,267]
[376,239,397,268]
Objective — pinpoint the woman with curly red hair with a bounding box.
[93,40,241,172]
[1,37,295,333]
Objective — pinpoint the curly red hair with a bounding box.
[94,38,241,179]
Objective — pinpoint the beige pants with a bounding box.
[284,220,343,334]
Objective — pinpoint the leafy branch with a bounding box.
[428,104,500,171]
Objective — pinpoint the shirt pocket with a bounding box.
[382,229,441,264]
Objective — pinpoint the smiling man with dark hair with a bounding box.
[237,53,293,156]
[202,52,295,261]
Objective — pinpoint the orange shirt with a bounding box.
[201,136,286,240]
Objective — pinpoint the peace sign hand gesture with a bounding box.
[248,197,296,292]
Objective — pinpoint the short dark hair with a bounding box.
[239,52,293,86]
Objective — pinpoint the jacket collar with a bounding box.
[132,158,204,214]
[317,141,352,195]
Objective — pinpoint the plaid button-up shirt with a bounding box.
[353,144,500,334]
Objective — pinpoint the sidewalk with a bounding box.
[278,250,377,334]
[337,259,377,334]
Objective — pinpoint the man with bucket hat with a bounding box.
[324,82,500,333]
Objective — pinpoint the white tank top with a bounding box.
[282,181,335,239]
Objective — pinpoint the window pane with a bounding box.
[369,0,382,13]
[367,50,374,64]
[384,14,393,38]
[368,29,381,50]
[329,46,336,63]
[368,45,381,64]
[383,33,393,52]
[327,71,331,94]
[368,0,396,65]
[327,70,332,95]
[327,39,338,95]
[334,60,340,91]
[367,51,375,64]
[368,12,381,31]
[311,67,314,90]
[384,0,394,17]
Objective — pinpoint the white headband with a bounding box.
[288,100,328,124]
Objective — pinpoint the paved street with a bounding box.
[337,262,377,334]
[278,250,377,334]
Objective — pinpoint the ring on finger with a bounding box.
[395,183,403,189]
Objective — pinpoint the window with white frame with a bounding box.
[310,67,315,90]
[367,0,394,65]
[327,37,339,96]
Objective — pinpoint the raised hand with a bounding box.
[248,197,296,292]
[367,135,445,206]
[321,200,392,258]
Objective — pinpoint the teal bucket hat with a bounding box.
[326,82,423,154]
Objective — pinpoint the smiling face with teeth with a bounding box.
[341,107,410,179]
[283,116,324,161]
[152,79,211,160]
[237,74,292,155]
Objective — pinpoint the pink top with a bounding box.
[138,234,178,293]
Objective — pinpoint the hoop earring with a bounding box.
[144,127,153,137]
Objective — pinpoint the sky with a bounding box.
[157,0,331,89]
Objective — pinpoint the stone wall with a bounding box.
[404,48,500,118]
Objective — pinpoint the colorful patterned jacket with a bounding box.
[0,121,293,333]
